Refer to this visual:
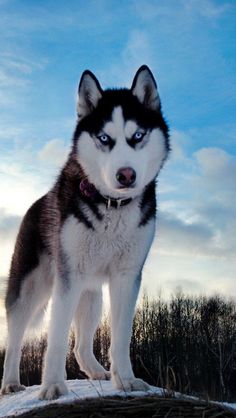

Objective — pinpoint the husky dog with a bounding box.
[1,65,169,400]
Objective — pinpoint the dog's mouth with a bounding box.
[106,183,139,200]
[114,184,137,197]
[116,184,136,190]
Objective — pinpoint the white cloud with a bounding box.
[186,0,232,18]
[0,124,26,140]
[98,30,154,88]
[121,30,153,71]
[0,137,70,275]
[160,139,236,250]
[38,138,68,167]
[0,277,7,346]
[1,57,32,75]
[0,55,30,90]
[0,68,29,88]
[0,208,20,239]
[142,130,236,299]
[0,49,48,112]
[155,211,215,257]
[143,249,236,300]
[0,160,45,216]
[133,0,232,21]
[0,210,21,277]
[194,147,236,192]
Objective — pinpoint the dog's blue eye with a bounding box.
[97,134,110,144]
[133,131,146,142]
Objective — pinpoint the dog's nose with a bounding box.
[116,167,136,187]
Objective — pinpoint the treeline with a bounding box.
[0,293,236,402]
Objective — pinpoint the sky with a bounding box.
[0,0,236,343]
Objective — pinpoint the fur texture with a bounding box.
[1,65,169,400]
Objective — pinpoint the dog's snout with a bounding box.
[116,167,136,187]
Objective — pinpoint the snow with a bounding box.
[0,379,163,417]
[223,402,236,411]
[0,380,235,417]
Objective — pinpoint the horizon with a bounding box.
[0,0,236,345]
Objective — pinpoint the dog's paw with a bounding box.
[79,359,111,381]
[38,382,68,400]
[1,383,26,395]
[88,370,111,380]
[113,377,150,392]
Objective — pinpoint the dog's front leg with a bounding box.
[109,270,150,392]
[39,278,81,400]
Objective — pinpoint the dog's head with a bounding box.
[73,66,169,200]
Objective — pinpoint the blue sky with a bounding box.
[0,0,236,341]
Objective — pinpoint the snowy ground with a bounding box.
[0,380,235,417]
[0,379,164,417]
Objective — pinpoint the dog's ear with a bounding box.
[77,70,103,119]
[131,65,160,110]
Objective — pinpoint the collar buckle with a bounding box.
[106,198,123,209]
[106,198,126,210]
[107,198,111,210]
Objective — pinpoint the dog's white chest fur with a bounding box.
[60,201,152,281]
